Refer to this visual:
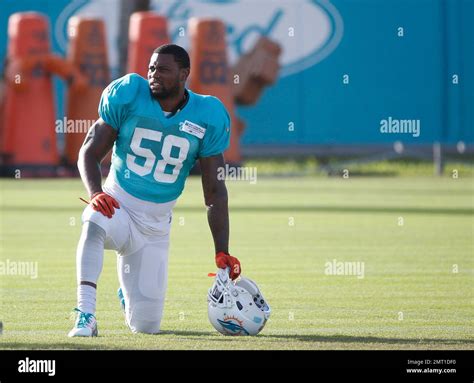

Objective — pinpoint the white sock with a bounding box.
[76,221,106,316]
[77,284,97,315]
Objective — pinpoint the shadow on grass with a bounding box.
[258,334,474,345]
[0,343,115,350]
[1,332,472,349]
[154,330,474,346]
[162,331,474,344]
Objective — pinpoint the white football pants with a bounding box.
[78,186,173,334]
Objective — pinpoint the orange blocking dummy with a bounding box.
[127,12,170,78]
[65,17,110,166]
[2,12,84,169]
[187,18,242,165]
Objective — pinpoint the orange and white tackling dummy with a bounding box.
[2,12,85,174]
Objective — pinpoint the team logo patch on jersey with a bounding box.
[180,120,206,139]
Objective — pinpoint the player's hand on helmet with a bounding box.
[90,192,120,219]
[215,252,241,280]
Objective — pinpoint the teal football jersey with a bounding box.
[98,73,230,203]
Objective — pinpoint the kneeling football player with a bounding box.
[69,44,241,336]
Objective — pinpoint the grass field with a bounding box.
[0,172,473,350]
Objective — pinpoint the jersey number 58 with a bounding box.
[126,127,190,183]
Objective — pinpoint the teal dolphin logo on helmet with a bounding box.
[217,317,250,335]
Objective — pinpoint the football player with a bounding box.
[68,44,241,337]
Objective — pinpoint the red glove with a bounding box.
[90,192,120,219]
[215,252,241,280]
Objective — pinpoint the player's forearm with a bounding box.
[77,119,117,198]
[77,149,103,198]
[206,191,229,254]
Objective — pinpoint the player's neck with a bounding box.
[158,88,187,113]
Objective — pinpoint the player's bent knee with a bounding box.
[130,321,161,335]
[128,300,164,335]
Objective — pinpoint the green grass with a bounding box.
[0,174,473,349]
[245,158,474,177]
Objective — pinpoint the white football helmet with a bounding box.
[207,268,271,336]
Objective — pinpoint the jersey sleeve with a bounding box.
[98,73,143,130]
[199,97,231,157]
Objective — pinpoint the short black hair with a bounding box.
[153,44,190,69]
